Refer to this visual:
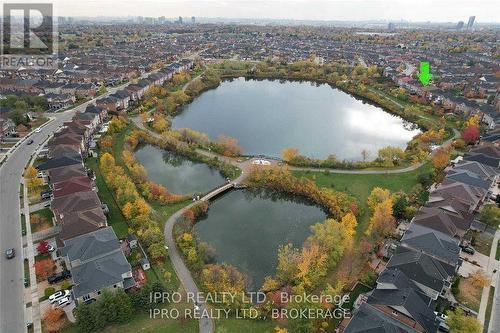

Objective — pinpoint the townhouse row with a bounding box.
[341,130,500,331]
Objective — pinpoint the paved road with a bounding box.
[0,111,74,333]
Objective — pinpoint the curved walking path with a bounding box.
[131,116,459,333]
[164,203,214,333]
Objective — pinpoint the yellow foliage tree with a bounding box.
[295,242,328,290]
[282,147,299,162]
[25,166,43,194]
[367,187,392,212]
[365,198,396,242]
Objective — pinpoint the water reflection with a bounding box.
[173,78,421,160]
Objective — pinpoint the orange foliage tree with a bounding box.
[42,307,65,332]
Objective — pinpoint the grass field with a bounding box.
[215,318,276,333]
[471,231,494,256]
[30,208,54,233]
[85,157,129,238]
[293,162,432,234]
[62,306,198,333]
[456,276,482,312]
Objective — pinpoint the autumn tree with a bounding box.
[432,147,451,170]
[275,327,289,333]
[216,134,243,156]
[151,113,169,133]
[282,147,299,162]
[367,187,392,212]
[462,125,479,144]
[377,146,405,167]
[469,270,490,288]
[446,308,482,333]
[464,115,480,128]
[35,258,55,279]
[365,198,396,242]
[308,213,357,267]
[276,244,300,284]
[201,264,247,308]
[100,136,113,151]
[295,242,329,291]
[42,307,65,333]
[25,166,43,194]
[480,204,500,227]
[37,240,50,254]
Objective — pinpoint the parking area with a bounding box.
[40,296,76,323]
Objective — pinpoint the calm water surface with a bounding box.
[194,189,327,290]
[134,144,225,195]
[173,78,420,160]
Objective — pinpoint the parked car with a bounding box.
[34,128,41,133]
[49,290,71,304]
[462,246,475,255]
[40,191,52,200]
[56,296,72,308]
[5,248,15,259]
[26,139,34,145]
[48,270,71,284]
[434,312,448,322]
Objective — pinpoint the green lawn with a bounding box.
[62,306,198,333]
[293,162,432,234]
[215,318,276,333]
[486,286,496,326]
[85,157,129,238]
[21,214,26,236]
[471,231,494,256]
[30,208,54,233]
[344,283,372,310]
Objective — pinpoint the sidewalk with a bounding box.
[23,137,54,333]
[478,230,500,324]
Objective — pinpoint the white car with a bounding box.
[251,159,271,166]
[35,128,41,133]
[56,296,72,307]
[48,290,70,304]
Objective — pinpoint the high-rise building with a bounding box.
[387,22,395,31]
[178,16,183,24]
[137,16,144,24]
[191,16,196,24]
[158,16,166,24]
[456,21,464,30]
[467,16,475,29]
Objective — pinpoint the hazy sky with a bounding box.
[4,0,499,22]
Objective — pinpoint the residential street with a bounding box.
[0,71,155,333]
[0,110,74,333]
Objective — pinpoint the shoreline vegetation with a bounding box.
[140,60,457,171]
[87,61,466,332]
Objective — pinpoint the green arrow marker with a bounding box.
[417,62,433,86]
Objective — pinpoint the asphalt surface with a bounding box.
[0,110,74,333]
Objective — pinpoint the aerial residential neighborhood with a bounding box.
[0,1,499,333]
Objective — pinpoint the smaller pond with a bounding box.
[134,144,226,195]
[194,189,327,290]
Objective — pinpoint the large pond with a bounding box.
[134,144,225,195]
[194,189,327,290]
[173,78,420,160]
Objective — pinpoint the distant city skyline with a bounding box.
[3,0,499,23]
